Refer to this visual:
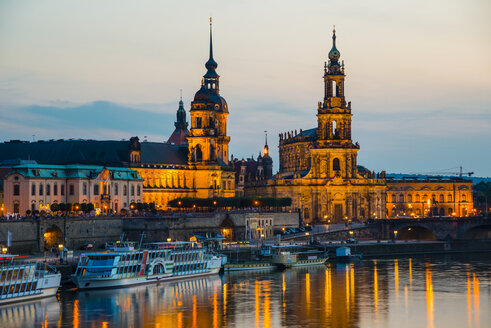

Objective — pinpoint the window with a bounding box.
[399,194,404,203]
[333,158,340,171]
[131,185,135,196]
[31,184,36,196]
[448,194,452,202]
[195,117,202,129]
[439,194,444,203]
[462,194,466,202]
[13,185,20,196]
[39,184,43,196]
[408,194,412,202]
[83,183,87,195]
[423,194,427,201]
[123,185,127,196]
[391,194,396,203]
[137,186,141,196]
[114,183,119,195]
[415,194,420,202]
[46,184,50,196]
[94,184,99,195]
[69,184,75,195]
[61,185,65,196]
[54,184,58,196]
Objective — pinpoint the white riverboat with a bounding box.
[0,257,61,305]
[72,242,223,290]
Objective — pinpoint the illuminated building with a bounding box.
[232,133,273,197]
[133,19,235,206]
[245,29,386,223]
[2,162,143,214]
[386,176,474,218]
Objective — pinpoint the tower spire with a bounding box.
[209,17,213,61]
[263,130,269,156]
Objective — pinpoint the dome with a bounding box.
[192,87,228,113]
[329,47,340,61]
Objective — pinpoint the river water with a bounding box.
[1,253,490,328]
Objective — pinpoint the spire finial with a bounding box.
[180,89,182,101]
[263,130,269,156]
[333,25,336,34]
[264,130,268,146]
[209,17,213,60]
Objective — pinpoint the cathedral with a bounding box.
[245,29,387,223]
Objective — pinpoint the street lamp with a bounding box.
[393,230,398,239]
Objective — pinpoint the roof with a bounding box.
[0,139,189,166]
[5,163,143,180]
[167,129,189,146]
[140,142,188,165]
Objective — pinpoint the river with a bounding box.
[1,253,490,327]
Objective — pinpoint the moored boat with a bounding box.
[269,246,329,268]
[72,242,223,290]
[224,262,276,272]
[0,257,61,305]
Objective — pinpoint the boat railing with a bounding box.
[0,262,45,299]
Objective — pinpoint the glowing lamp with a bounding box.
[2,247,7,254]
[167,238,172,242]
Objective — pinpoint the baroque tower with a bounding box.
[313,27,359,180]
[188,18,230,165]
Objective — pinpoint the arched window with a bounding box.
[415,194,420,202]
[448,194,452,202]
[399,194,404,203]
[39,184,44,196]
[131,185,135,196]
[196,145,203,162]
[94,184,99,195]
[123,185,128,196]
[332,158,340,171]
[439,194,444,203]
[423,194,427,201]
[13,184,20,196]
[137,186,141,196]
[54,184,58,196]
[32,184,36,196]
[114,183,119,195]
[462,194,466,202]
[408,194,412,202]
[332,120,337,138]
[46,184,50,196]
[61,185,65,195]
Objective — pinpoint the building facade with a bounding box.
[3,163,143,215]
[386,177,474,218]
[245,29,387,223]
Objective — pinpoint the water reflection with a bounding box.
[0,296,60,328]
[7,254,491,328]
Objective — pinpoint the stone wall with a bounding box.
[0,211,300,253]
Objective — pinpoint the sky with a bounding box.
[1,0,490,176]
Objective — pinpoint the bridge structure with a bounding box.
[287,217,491,242]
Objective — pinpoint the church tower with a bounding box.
[188,18,230,165]
[313,28,359,179]
[167,94,189,145]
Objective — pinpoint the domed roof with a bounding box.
[329,47,340,61]
[192,87,228,113]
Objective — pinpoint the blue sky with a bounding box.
[1,0,490,176]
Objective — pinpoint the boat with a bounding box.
[223,261,276,272]
[333,247,362,261]
[269,246,329,268]
[0,257,61,305]
[71,241,223,290]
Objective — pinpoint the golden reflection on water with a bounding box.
[373,260,378,316]
[394,259,399,301]
[425,263,434,328]
[6,257,490,328]
[473,272,480,327]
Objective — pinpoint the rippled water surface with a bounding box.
[1,253,490,327]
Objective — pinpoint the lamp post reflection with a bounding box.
[425,263,434,328]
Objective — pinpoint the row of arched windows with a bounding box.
[31,183,64,196]
[389,193,468,203]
